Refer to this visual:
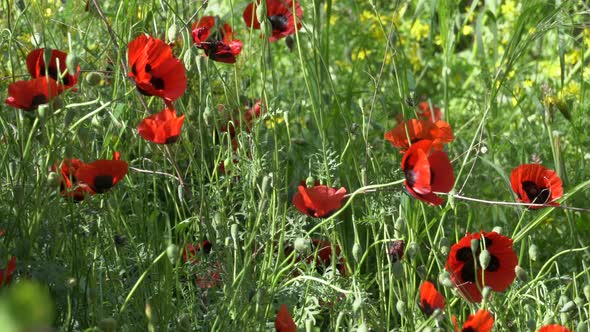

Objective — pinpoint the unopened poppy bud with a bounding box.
[293,238,310,254]
[439,271,454,288]
[583,284,590,301]
[47,172,60,188]
[574,296,584,307]
[479,249,491,269]
[352,296,362,313]
[37,104,50,121]
[167,23,177,43]
[357,322,368,332]
[182,49,192,71]
[525,319,536,331]
[213,212,223,227]
[492,226,502,234]
[66,53,80,75]
[66,277,77,289]
[515,265,528,282]
[392,261,404,279]
[86,72,103,86]
[481,286,492,301]
[388,240,405,263]
[406,242,417,258]
[255,0,267,26]
[560,301,576,313]
[91,114,103,129]
[440,237,450,255]
[30,33,43,47]
[395,300,405,317]
[352,243,362,262]
[577,321,589,332]
[470,238,479,253]
[529,244,539,261]
[98,317,117,332]
[394,217,406,234]
[230,224,239,242]
[166,244,178,264]
[305,176,315,187]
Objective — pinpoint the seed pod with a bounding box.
[439,272,454,288]
[479,249,491,269]
[255,0,267,25]
[577,321,588,332]
[440,237,450,255]
[394,217,406,235]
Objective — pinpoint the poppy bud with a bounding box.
[515,265,528,282]
[481,286,492,301]
[305,176,315,188]
[47,171,60,188]
[529,244,539,261]
[66,53,80,76]
[223,158,233,173]
[439,237,450,255]
[98,317,117,332]
[166,244,178,265]
[352,296,362,313]
[213,212,223,227]
[167,23,177,44]
[560,301,576,313]
[574,296,584,307]
[492,226,502,234]
[86,72,103,86]
[230,224,239,242]
[293,238,310,254]
[406,242,417,258]
[394,217,406,235]
[479,249,491,269]
[439,271,454,288]
[525,319,536,331]
[396,300,405,317]
[577,321,589,332]
[183,49,192,71]
[31,33,43,47]
[352,243,362,263]
[470,238,479,254]
[37,104,50,122]
[255,1,267,27]
[392,261,404,279]
[66,277,77,289]
[357,322,368,332]
[584,284,590,302]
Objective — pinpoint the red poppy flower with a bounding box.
[418,281,445,316]
[26,48,79,90]
[510,164,563,209]
[53,158,95,201]
[283,239,347,275]
[385,119,454,152]
[292,182,347,218]
[74,158,128,194]
[220,100,265,139]
[182,240,213,263]
[5,77,59,110]
[401,140,454,206]
[128,34,187,102]
[182,241,221,288]
[275,304,296,332]
[453,310,494,332]
[539,325,571,332]
[417,101,443,122]
[192,16,243,64]
[137,107,185,144]
[243,0,303,42]
[445,231,517,303]
[0,256,16,287]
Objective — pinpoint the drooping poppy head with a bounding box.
[26,48,80,90]
[453,309,494,332]
[192,16,243,64]
[292,182,347,218]
[538,325,571,332]
[0,256,17,287]
[445,231,518,303]
[5,77,59,110]
[418,281,445,316]
[128,35,187,102]
[510,164,563,209]
[137,107,185,144]
[417,101,443,122]
[401,140,454,206]
[243,0,303,42]
[74,159,128,194]
[53,158,95,201]
[275,304,296,332]
[385,119,454,152]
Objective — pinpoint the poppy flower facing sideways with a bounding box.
[137,107,185,144]
[385,119,454,152]
[128,35,187,102]
[417,101,443,122]
[292,182,347,218]
[538,325,571,332]
[5,77,59,110]
[401,140,454,206]
[445,231,518,303]
[243,0,303,42]
[0,256,17,287]
[510,164,563,209]
[26,48,80,90]
[192,16,243,64]
[418,281,445,316]
[74,157,128,194]
[453,309,494,332]
[275,304,296,332]
[53,158,95,201]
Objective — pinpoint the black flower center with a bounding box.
[420,300,434,316]
[165,135,179,144]
[404,169,416,187]
[31,94,48,109]
[268,15,289,31]
[150,76,165,90]
[522,181,550,204]
[93,175,114,193]
[463,328,476,332]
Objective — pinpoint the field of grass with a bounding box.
[1,0,590,331]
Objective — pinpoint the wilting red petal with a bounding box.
[192,17,242,64]
[275,304,296,332]
[5,77,59,110]
[445,231,517,303]
[539,325,571,332]
[419,281,445,316]
[510,164,563,209]
[461,310,494,332]
[292,182,347,218]
[75,159,128,194]
[191,16,215,44]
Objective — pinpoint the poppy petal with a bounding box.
[275,304,296,332]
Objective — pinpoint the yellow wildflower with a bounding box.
[265,115,284,129]
[410,20,430,41]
